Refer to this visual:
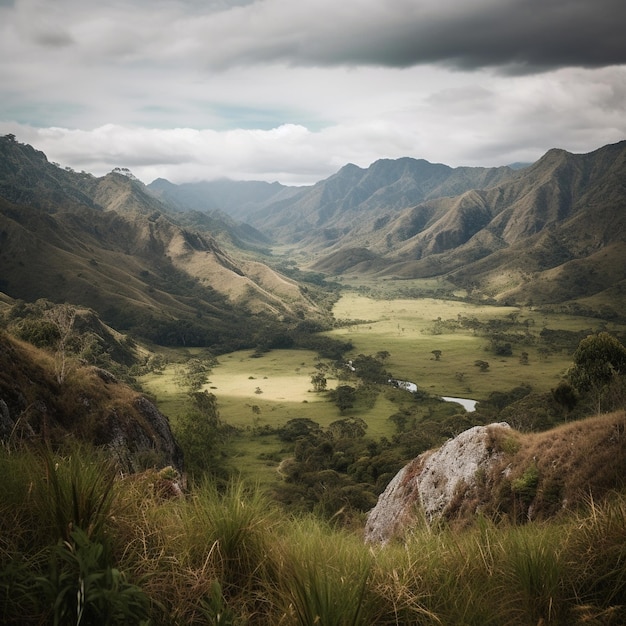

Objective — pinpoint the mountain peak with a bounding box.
[111,167,141,182]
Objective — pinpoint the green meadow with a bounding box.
[329,293,608,397]
[141,291,622,488]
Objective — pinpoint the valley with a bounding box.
[3,135,626,624]
[141,287,624,491]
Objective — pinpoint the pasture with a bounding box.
[141,292,623,486]
[328,294,612,398]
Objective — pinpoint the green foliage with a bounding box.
[481,384,532,413]
[327,417,367,440]
[14,318,61,348]
[5,444,626,624]
[552,381,578,414]
[569,332,626,392]
[39,527,149,626]
[329,385,357,413]
[174,356,216,393]
[350,353,390,384]
[34,446,117,544]
[273,417,400,519]
[174,391,235,482]
[278,418,323,442]
[511,462,540,506]
[310,371,327,392]
[182,479,276,595]
[278,521,374,626]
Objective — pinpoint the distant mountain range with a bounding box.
[150,140,626,318]
[2,134,626,340]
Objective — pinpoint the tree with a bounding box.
[327,417,367,439]
[552,381,578,415]
[175,391,229,481]
[474,360,490,372]
[174,357,215,393]
[330,385,357,413]
[569,332,626,392]
[310,371,327,392]
[431,350,442,361]
[351,354,389,383]
[45,304,77,384]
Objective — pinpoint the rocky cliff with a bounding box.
[0,331,183,474]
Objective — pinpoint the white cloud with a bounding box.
[0,0,625,185]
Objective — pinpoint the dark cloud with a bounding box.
[207,0,626,74]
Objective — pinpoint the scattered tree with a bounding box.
[175,391,231,481]
[552,381,578,416]
[474,360,490,372]
[45,304,77,384]
[327,417,367,439]
[431,350,442,361]
[310,372,327,392]
[330,385,357,413]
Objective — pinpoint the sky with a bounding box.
[1,0,625,186]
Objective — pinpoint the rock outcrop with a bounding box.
[365,423,511,544]
[0,332,184,475]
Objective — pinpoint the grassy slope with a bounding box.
[3,444,626,625]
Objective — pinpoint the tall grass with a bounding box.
[564,494,626,623]
[274,516,376,626]
[0,444,148,625]
[4,445,626,625]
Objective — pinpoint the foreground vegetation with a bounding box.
[2,443,626,625]
[3,290,626,623]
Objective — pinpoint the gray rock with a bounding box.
[365,423,511,544]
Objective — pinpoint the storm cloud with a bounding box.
[0,0,625,184]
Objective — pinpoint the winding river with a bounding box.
[390,380,477,412]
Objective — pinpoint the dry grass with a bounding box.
[4,443,626,625]
[446,412,626,525]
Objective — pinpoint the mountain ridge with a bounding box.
[0,135,322,348]
[3,134,626,323]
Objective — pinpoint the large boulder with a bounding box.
[365,423,511,544]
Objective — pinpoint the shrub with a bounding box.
[38,527,149,625]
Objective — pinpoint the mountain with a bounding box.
[153,141,626,316]
[139,140,626,317]
[3,135,626,326]
[373,142,626,311]
[148,177,302,222]
[0,135,320,349]
[231,158,518,253]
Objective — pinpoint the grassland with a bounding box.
[141,291,625,489]
[141,347,406,486]
[328,293,614,398]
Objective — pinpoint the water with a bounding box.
[390,378,477,412]
[441,396,477,412]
